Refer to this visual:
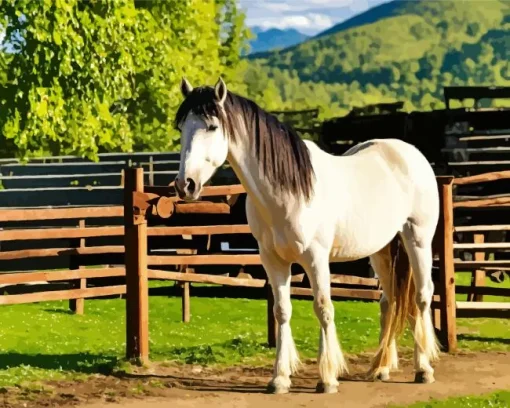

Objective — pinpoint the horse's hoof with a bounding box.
[375,371,390,382]
[267,382,290,394]
[316,381,338,394]
[414,371,435,384]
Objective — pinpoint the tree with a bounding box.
[0,0,249,159]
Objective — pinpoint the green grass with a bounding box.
[455,272,510,303]
[0,279,508,388]
[453,272,510,351]
[392,390,510,408]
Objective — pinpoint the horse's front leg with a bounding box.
[260,248,300,394]
[301,244,348,393]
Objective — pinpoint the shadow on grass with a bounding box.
[0,337,270,379]
[458,334,510,345]
[0,352,119,375]
[42,308,75,315]
[151,337,272,366]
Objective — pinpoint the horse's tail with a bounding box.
[368,234,417,378]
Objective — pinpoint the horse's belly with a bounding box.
[329,210,404,261]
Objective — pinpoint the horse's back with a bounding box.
[306,138,440,259]
[341,138,439,226]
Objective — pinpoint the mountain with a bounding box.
[248,27,309,54]
[243,0,510,116]
[314,0,403,39]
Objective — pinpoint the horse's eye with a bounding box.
[208,124,218,132]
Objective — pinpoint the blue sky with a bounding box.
[240,0,391,35]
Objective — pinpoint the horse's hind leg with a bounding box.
[369,244,399,381]
[401,222,440,384]
[301,244,347,394]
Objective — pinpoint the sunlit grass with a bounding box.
[393,390,510,408]
[0,279,508,387]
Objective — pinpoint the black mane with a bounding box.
[174,87,315,200]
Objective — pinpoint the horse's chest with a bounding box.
[245,198,309,262]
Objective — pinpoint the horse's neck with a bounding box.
[227,140,290,220]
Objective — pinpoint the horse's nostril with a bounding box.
[186,178,196,194]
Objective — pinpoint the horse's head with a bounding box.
[174,77,230,201]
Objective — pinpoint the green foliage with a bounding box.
[0,0,249,159]
[248,0,510,118]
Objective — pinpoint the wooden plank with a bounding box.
[453,171,510,185]
[291,273,305,283]
[0,246,124,260]
[0,224,252,242]
[448,161,510,167]
[453,196,510,208]
[0,267,126,285]
[147,269,266,287]
[174,202,231,215]
[454,243,510,250]
[330,275,379,286]
[0,226,124,241]
[455,224,510,232]
[454,260,510,269]
[148,254,262,266]
[436,176,457,352]
[456,301,510,310]
[458,135,510,142]
[456,285,510,298]
[124,167,149,364]
[145,184,245,197]
[442,147,510,153]
[0,285,126,305]
[0,206,123,222]
[290,286,382,300]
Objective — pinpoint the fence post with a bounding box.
[182,267,191,323]
[468,233,485,302]
[124,167,149,364]
[69,219,86,315]
[436,176,457,352]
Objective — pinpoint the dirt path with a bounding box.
[3,351,510,408]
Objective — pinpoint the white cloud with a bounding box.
[255,0,367,12]
[248,13,333,32]
[262,3,293,12]
[242,0,388,35]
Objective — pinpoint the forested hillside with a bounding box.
[247,0,510,117]
[248,27,309,54]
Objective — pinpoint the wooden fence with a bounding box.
[432,170,510,352]
[0,167,508,362]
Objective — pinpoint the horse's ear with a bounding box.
[180,77,193,97]
[214,77,227,106]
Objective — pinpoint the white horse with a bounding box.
[173,77,441,394]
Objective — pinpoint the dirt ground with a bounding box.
[2,351,510,408]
